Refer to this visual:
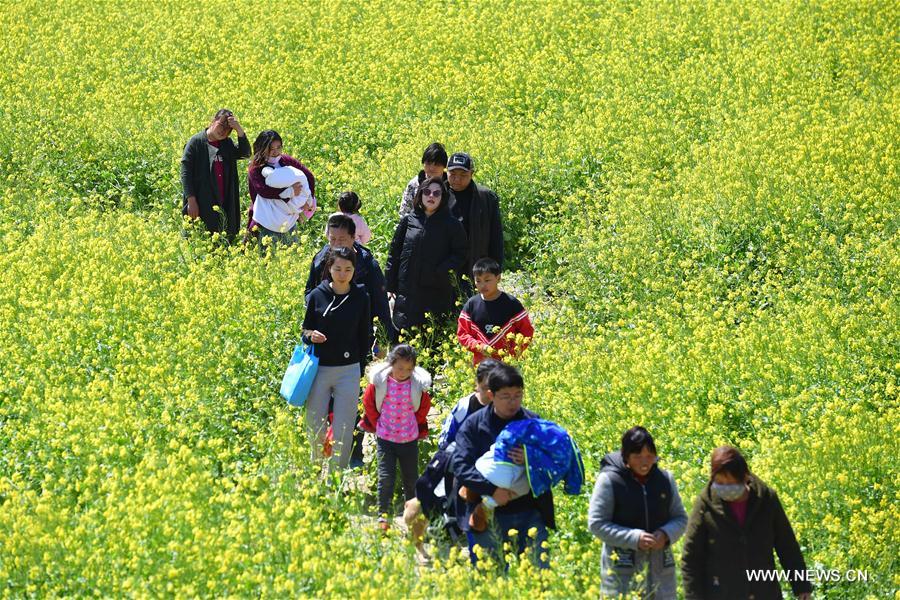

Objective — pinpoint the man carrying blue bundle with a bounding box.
[475,418,585,509]
[450,362,584,569]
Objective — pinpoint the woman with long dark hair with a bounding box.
[246,130,317,244]
[302,245,371,469]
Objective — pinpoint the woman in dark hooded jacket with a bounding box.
[681,446,812,600]
[302,245,372,470]
[385,176,467,333]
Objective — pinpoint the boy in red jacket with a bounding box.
[457,258,534,365]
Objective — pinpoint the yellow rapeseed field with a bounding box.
[0,0,896,597]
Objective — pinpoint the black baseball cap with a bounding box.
[447,152,474,171]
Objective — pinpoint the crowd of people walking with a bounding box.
[181,108,814,599]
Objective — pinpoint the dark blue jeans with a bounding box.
[467,507,550,569]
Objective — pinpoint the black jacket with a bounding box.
[301,281,372,370]
[384,203,467,330]
[681,476,812,599]
[450,181,504,272]
[180,130,251,238]
[600,451,674,533]
[305,243,397,343]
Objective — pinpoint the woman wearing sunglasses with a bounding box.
[385,177,467,336]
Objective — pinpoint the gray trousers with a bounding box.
[376,438,418,518]
[305,363,360,469]
[600,545,677,599]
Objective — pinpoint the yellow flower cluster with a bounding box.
[0,0,896,598]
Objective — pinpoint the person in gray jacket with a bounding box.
[588,426,688,599]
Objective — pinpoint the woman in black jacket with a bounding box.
[681,446,812,600]
[302,245,372,469]
[385,177,468,333]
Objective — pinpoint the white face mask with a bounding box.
[711,482,746,502]
[267,155,281,165]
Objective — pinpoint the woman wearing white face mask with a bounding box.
[681,446,812,600]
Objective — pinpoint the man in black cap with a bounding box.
[446,152,504,290]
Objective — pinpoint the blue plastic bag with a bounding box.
[280,343,319,407]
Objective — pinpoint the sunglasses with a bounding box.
[422,188,442,197]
